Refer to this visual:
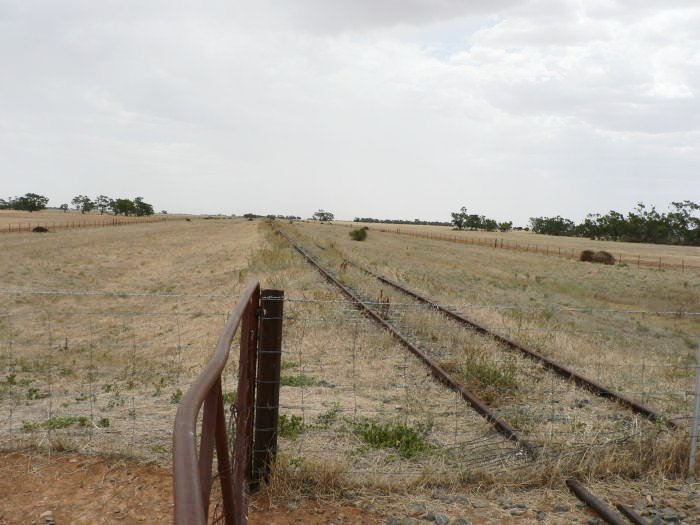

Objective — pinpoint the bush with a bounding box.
[580,249,616,265]
[592,250,616,265]
[279,414,305,439]
[349,228,367,241]
[579,250,595,262]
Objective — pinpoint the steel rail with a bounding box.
[348,260,677,429]
[616,503,651,525]
[173,281,260,525]
[565,479,631,525]
[276,230,536,456]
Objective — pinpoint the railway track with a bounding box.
[278,229,676,525]
[277,229,537,455]
[344,259,676,429]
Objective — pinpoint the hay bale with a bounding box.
[579,250,595,262]
[592,250,616,265]
[32,226,49,233]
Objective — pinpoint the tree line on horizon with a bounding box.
[0,193,157,216]
[448,201,700,246]
[528,201,699,246]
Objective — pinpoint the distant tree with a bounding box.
[133,197,154,216]
[243,213,260,219]
[451,207,468,230]
[12,193,48,212]
[529,216,575,236]
[110,198,135,216]
[312,209,334,222]
[71,195,95,214]
[0,198,11,210]
[160,210,168,214]
[95,195,111,215]
[451,206,499,231]
[59,203,69,212]
[498,221,513,232]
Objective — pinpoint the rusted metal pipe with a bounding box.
[350,261,676,429]
[565,479,629,525]
[277,231,536,456]
[173,281,260,525]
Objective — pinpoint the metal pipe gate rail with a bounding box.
[172,282,284,525]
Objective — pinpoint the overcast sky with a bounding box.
[1,1,698,224]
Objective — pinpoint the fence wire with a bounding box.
[0,280,697,486]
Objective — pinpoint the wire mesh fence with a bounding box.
[0,282,697,485]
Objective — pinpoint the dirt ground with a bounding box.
[2,451,698,524]
[0,451,379,525]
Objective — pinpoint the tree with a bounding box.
[95,195,111,215]
[71,195,95,214]
[451,207,468,230]
[312,209,334,222]
[59,203,69,212]
[12,193,48,212]
[0,198,11,210]
[529,216,575,236]
[133,197,154,216]
[498,221,513,232]
[110,198,135,216]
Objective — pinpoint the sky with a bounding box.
[1,1,699,225]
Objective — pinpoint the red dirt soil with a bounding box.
[0,451,379,524]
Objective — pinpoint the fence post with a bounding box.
[252,289,284,489]
[688,347,700,481]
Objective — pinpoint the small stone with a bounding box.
[409,503,426,515]
[451,520,469,525]
[553,504,570,513]
[386,519,401,525]
[498,496,512,509]
[423,511,436,521]
[535,511,547,521]
[472,499,486,509]
[402,518,417,525]
[510,509,525,516]
[586,518,600,525]
[434,515,449,525]
[286,502,299,512]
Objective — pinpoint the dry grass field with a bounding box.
[1,217,699,523]
[338,220,700,269]
[0,209,180,231]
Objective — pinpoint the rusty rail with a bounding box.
[276,230,536,455]
[566,479,632,525]
[173,281,261,525]
[616,503,651,525]
[349,260,676,429]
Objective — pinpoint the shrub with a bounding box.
[592,250,616,265]
[279,414,305,439]
[580,249,616,265]
[579,250,595,262]
[349,228,367,241]
[32,226,49,233]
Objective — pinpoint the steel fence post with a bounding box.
[252,289,284,489]
[688,347,700,481]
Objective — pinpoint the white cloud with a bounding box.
[0,1,698,223]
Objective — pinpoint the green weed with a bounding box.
[279,414,305,439]
[353,419,432,459]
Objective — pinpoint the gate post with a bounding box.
[252,289,284,488]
